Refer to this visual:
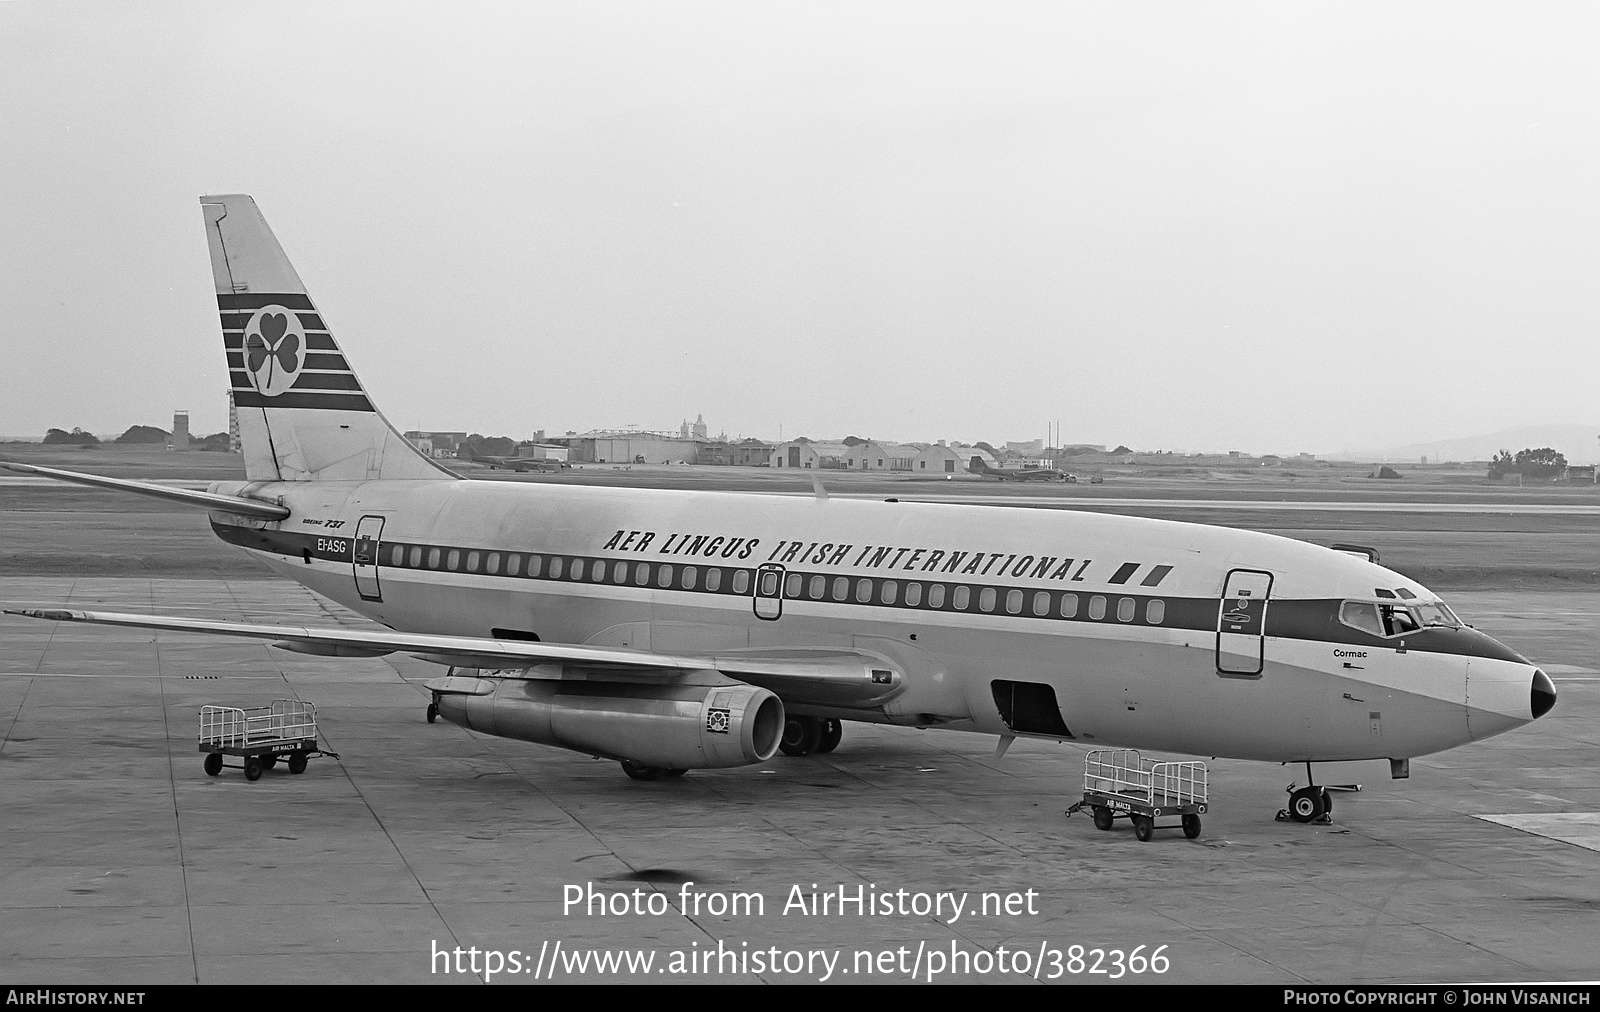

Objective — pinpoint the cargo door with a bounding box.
[352,515,385,602]
[1216,568,1273,676]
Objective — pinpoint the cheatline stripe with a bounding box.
[217,293,314,311]
[230,390,373,411]
[202,525,1526,662]
[224,333,338,351]
[219,312,327,330]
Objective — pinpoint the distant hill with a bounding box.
[1328,424,1600,465]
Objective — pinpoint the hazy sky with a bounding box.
[3,2,1599,456]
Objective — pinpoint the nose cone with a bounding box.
[1531,669,1557,719]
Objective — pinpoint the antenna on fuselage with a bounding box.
[810,472,829,500]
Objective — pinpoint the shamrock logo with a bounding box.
[243,306,304,397]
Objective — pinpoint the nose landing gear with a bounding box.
[1276,763,1334,824]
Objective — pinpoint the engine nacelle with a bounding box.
[435,676,784,769]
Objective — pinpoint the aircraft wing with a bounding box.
[4,608,903,706]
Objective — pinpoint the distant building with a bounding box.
[568,430,703,464]
[403,431,468,457]
[678,414,710,440]
[1564,464,1597,484]
[1006,439,1045,454]
[699,438,774,466]
[170,411,190,452]
[912,443,966,473]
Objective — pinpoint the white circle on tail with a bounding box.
[243,305,305,397]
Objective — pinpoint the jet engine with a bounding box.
[432,674,785,770]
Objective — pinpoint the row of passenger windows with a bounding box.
[387,544,753,594]
[382,544,1169,625]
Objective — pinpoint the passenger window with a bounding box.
[1033,591,1050,616]
[613,561,628,584]
[635,564,651,586]
[759,571,778,596]
[832,577,849,601]
[1060,593,1078,618]
[1088,595,1106,620]
[785,573,802,597]
[548,557,563,579]
[731,570,749,594]
[486,552,500,575]
[569,559,584,580]
[658,565,673,588]
[390,545,405,566]
[682,567,697,589]
[525,555,541,577]
[427,548,441,569]
[978,587,996,612]
[507,553,522,576]
[928,585,947,608]
[1005,589,1023,614]
[409,546,422,568]
[1117,597,1135,622]
[953,586,970,610]
[706,568,722,592]
[446,550,460,571]
[1147,599,1166,624]
[856,579,873,603]
[1340,601,1383,636]
[466,551,480,572]
[881,581,898,605]
[590,560,606,581]
[809,575,826,599]
[905,583,922,607]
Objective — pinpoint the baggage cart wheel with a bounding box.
[426,702,438,724]
[288,752,308,775]
[1092,806,1114,831]
[1182,814,1202,839]
[203,753,222,777]
[260,756,277,770]
[816,718,843,754]
[1133,815,1154,842]
[244,756,263,782]
[1288,786,1326,823]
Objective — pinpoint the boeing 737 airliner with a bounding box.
[2,195,1556,825]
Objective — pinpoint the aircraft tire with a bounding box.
[816,719,842,754]
[1092,807,1114,831]
[779,716,823,757]
[620,760,665,781]
[244,757,263,782]
[1182,815,1201,839]
[288,752,308,775]
[1133,816,1154,842]
[1287,787,1326,823]
[203,753,222,777]
[426,702,438,724]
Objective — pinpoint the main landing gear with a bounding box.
[1277,763,1334,824]
[778,716,842,757]
[620,760,688,781]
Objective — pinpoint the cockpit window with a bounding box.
[1340,601,1383,636]
[1341,599,1461,637]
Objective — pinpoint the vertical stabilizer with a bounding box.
[201,195,454,482]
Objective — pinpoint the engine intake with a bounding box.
[436,676,784,769]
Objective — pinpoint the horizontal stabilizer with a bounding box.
[0,461,289,520]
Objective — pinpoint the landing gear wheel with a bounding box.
[664,768,688,778]
[426,702,438,724]
[620,760,665,781]
[287,752,308,775]
[1182,814,1202,839]
[203,753,222,777]
[1288,786,1327,823]
[1133,815,1154,842]
[243,756,263,782]
[779,716,823,757]
[260,756,277,770]
[815,719,843,754]
[1092,806,1114,831]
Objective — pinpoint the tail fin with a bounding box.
[202,194,453,482]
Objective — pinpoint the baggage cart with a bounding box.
[1066,749,1208,841]
[198,699,339,781]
